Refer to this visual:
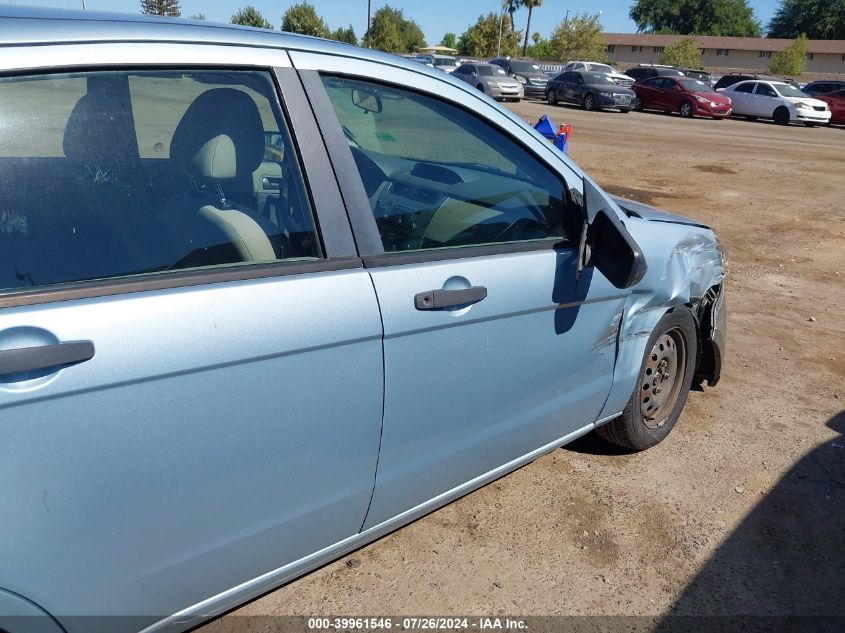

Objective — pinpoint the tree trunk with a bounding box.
[522,7,533,56]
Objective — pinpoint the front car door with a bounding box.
[291,52,628,529]
[754,82,780,117]
[0,45,383,631]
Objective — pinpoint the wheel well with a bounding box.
[687,286,723,389]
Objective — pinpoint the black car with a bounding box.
[624,65,685,82]
[680,68,713,85]
[712,72,795,90]
[488,57,548,97]
[802,80,845,97]
[546,71,638,112]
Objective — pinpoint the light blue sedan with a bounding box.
[0,7,725,633]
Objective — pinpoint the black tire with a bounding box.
[679,101,694,118]
[745,115,757,121]
[774,107,790,126]
[547,89,558,106]
[583,93,595,111]
[620,108,631,113]
[804,121,818,127]
[595,308,698,451]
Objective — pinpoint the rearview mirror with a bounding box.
[581,179,647,289]
[352,88,382,114]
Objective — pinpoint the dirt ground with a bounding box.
[204,102,845,630]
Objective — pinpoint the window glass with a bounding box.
[679,79,712,92]
[756,83,778,97]
[583,73,616,85]
[773,83,807,98]
[0,70,322,293]
[321,75,580,253]
[734,82,756,93]
[510,61,541,73]
[477,66,505,77]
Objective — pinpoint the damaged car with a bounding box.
[0,7,725,633]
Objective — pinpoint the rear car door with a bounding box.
[292,53,628,528]
[0,49,382,630]
[728,81,756,114]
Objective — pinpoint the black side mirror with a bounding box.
[581,179,647,289]
[352,88,382,114]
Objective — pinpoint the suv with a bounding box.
[679,68,713,85]
[489,57,549,96]
[802,80,845,97]
[624,65,685,81]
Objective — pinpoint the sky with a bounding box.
[10,0,782,44]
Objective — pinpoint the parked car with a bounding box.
[633,76,732,119]
[802,80,845,97]
[452,63,523,101]
[624,65,685,82]
[0,7,726,633]
[719,80,831,126]
[488,57,549,97]
[679,68,713,85]
[814,89,845,124]
[562,61,634,87]
[712,72,794,91]
[546,70,637,112]
[415,53,458,73]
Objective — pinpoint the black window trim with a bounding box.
[298,69,582,268]
[0,64,360,309]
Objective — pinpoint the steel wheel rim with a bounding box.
[585,95,593,110]
[640,329,686,429]
[681,103,691,117]
[548,91,556,104]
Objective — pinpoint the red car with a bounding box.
[815,89,845,125]
[633,76,733,119]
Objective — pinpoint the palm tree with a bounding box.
[522,0,543,56]
[503,0,521,33]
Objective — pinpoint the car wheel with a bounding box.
[583,93,595,111]
[595,309,698,451]
[547,89,558,105]
[620,108,631,113]
[773,106,790,126]
[804,121,818,127]
[679,101,693,118]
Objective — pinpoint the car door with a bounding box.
[729,82,756,115]
[754,82,780,117]
[636,77,660,109]
[557,72,575,102]
[0,55,383,630]
[291,53,629,528]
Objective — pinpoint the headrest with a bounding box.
[193,134,237,180]
[170,88,265,180]
[63,94,140,171]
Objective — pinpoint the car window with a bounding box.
[587,63,613,73]
[679,79,712,92]
[510,61,541,73]
[321,75,580,253]
[477,66,502,77]
[756,83,778,97]
[773,83,808,98]
[583,73,615,85]
[0,70,322,293]
[734,82,756,93]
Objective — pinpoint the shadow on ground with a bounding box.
[653,410,845,632]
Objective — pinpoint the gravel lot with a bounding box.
[203,101,845,630]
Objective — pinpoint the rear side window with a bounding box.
[321,75,582,254]
[734,82,756,93]
[0,70,322,294]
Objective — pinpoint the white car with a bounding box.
[719,80,831,126]
[415,54,458,73]
[563,61,634,88]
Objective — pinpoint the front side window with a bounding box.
[0,70,322,293]
[756,83,778,97]
[321,76,580,254]
[734,82,756,93]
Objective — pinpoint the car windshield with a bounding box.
[478,66,506,76]
[774,83,808,98]
[586,63,614,73]
[510,61,541,73]
[435,58,457,67]
[679,79,713,92]
[583,73,616,85]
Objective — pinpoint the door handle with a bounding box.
[414,286,488,310]
[0,341,95,377]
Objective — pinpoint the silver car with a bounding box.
[452,63,524,102]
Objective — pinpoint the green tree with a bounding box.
[630,0,761,37]
[769,33,808,76]
[331,25,358,45]
[767,0,845,39]
[281,2,330,38]
[440,33,457,49]
[140,0,180,17]
[549,13,608,63]
[527,34,553,59]
[365,6,425,53]
[190,13,206,20]
[659,36,703,68]
[458,12,521,58]
[521,0,543,55]
[231,6,272,29]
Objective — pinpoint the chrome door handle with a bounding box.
[0,341,95,377]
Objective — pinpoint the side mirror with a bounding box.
[581,178,647,289]
[352,88,382,114]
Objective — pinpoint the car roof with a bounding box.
[0,5,436,77]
